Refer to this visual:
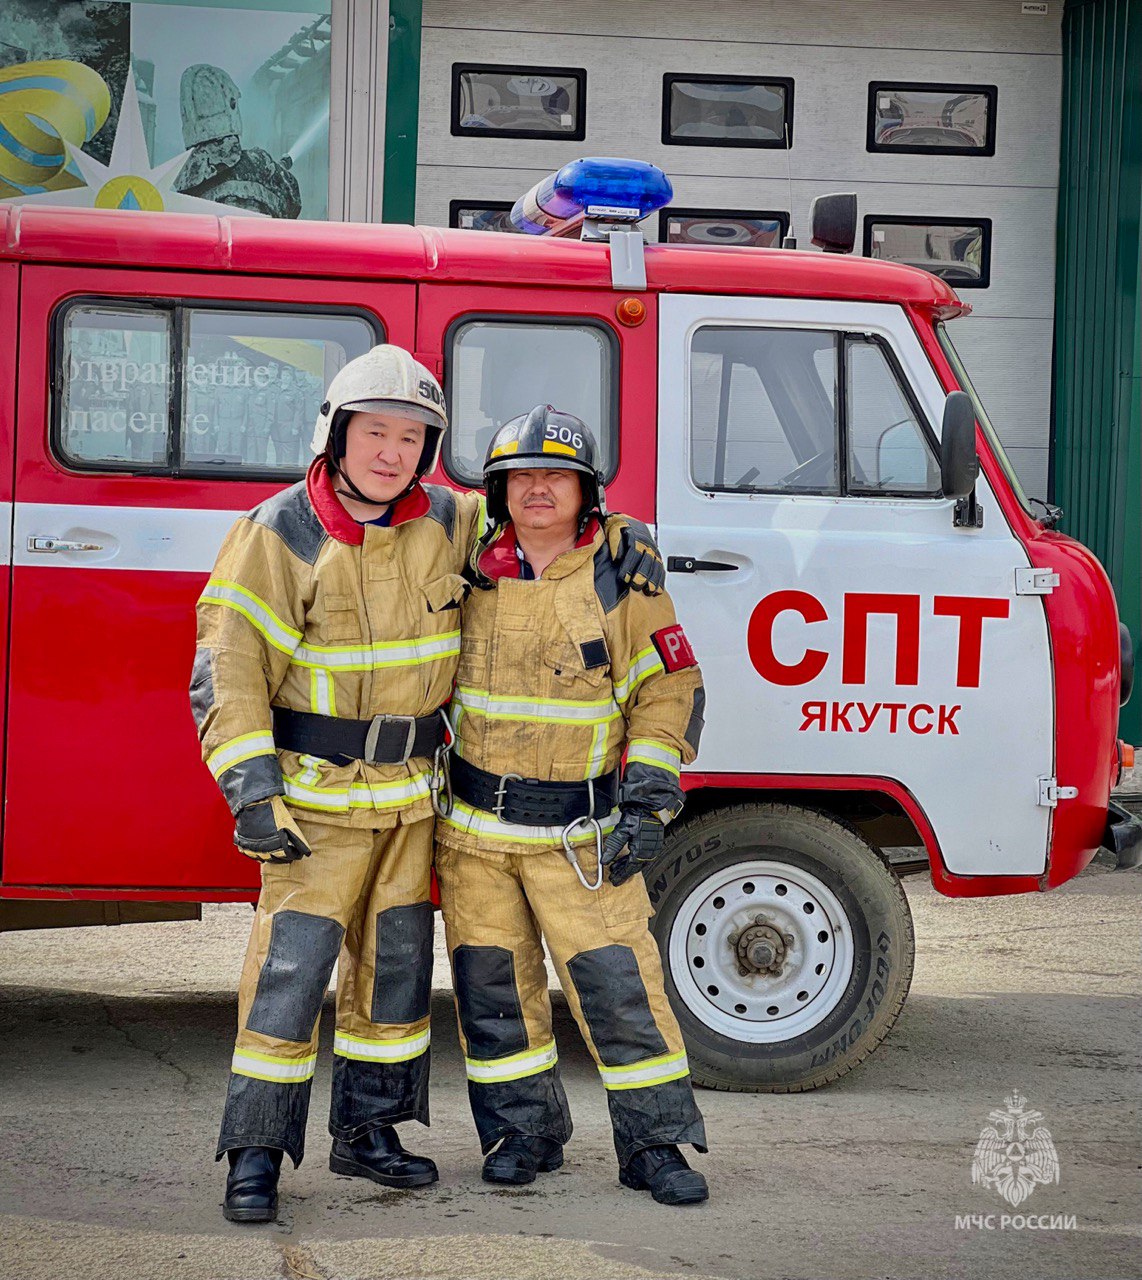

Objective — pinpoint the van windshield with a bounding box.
[936,322,1037,518]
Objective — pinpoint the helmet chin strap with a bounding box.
[327,420,442,512]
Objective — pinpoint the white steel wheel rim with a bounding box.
[667,859,856,1044]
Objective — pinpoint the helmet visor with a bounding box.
[340,399,445,429]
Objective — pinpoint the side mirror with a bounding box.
[810,193,857,254]
[941,390,981,528]
[940,391,978,498]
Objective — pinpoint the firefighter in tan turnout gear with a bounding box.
[191,351,664,1224]
[436,406,710,1206]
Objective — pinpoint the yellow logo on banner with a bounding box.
[93,174,165,212]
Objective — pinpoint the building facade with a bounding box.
[2,0,1139,729]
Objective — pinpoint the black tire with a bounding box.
[646,802,915,1093]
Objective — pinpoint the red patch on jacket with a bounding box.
[652,624,697,672]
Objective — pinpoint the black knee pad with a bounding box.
[247,910,344,1042]
[566,943,668,1066]
[371,901,434,1024]
[453,944,528,1059]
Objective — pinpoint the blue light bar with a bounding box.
[510,157,673,237]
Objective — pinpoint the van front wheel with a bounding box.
[646,802,915,1092]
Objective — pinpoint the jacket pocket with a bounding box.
[597,860,655,927]
[456,635,489,688]
[318,591,361,642]
[544,639,609,699]
[422,573,469,614]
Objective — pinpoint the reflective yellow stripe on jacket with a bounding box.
[207,731,277,780]
[200,580,302,655]
[453,686,621,726]
[626,739,682,777]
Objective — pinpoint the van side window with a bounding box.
[59,306,172,471]
[55,300,379,478]
[845,337,940,494]
[688,325,939,498]
[445,317,617,485]
[690,326,839,494]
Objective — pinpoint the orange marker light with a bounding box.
[616,297,647,326]
[1122,741,1135,770]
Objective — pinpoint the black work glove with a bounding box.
[601,805,665,887]
[608,518,666,596]
[234,796,311,864]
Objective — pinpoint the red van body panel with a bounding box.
[0,208,1122,902]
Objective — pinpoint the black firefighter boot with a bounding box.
[482,1135,564,1185]
[329,1125,438,1188]
[223,1146,283,1223]
[620,1144,709,1206]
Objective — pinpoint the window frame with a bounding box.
[448,199,516,231]
[661,73,795,149]
[50,294,383,481]
[865,81,998,157]
[862,214,993,289]
[658,207,790,248]
[687,323,941,500]
[450,62,587,141]
[441,312,621,487]
[842,333,943,498]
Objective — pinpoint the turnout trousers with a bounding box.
[434,840,706,1167]
[217,813,434,1167]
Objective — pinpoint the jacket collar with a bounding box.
[477,516,602,582]
[306,458,431,545]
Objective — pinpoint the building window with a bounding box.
[449,200,517,233]
[451,64,586,139]
[662,75,793,148]
[660,208,788,248]
[55,298,378,477]
[445,317,618,485]
[864,216,992,288]
[866,82,997,156]
[689,326,938,497]
[0,0,333,218]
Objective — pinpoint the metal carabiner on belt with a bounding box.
[430,707,456,819]
[560,777,604,892]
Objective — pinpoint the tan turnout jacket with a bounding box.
[438,519,705,855]
[192,460,484,828]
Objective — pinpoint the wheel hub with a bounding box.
[731,919,787,974]
[667,859,857,1045]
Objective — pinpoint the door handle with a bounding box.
[667,556,740,574]
[27,536,106,554]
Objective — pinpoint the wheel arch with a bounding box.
[680,774,1044,897]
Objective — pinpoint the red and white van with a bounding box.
[1,190,1136,1090]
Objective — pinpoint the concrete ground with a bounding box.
[0,863,1138,1280]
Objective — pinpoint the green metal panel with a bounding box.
[382,0,422,224]
[1055,0,1142,740]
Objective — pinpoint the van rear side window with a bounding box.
[55,300,379,478]
[444,317,618,485]
[689,325,939,498]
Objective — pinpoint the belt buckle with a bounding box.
[493,772,524,821]
[365,713,416,765]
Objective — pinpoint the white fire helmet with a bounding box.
[311,345,448,476]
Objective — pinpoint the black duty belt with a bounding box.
[272,707,447,766]
[450,754,618,827]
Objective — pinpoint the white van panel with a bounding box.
[656,294,1054,877]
